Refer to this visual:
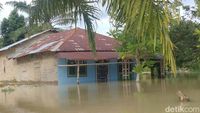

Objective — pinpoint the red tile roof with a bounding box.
[12,28,120,60]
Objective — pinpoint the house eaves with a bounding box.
[0,29,51,52]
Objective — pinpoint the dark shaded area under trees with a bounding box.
[170,20,200,70]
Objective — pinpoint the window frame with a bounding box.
[67,60,87,77]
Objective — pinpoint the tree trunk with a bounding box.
[136,73,140,82]
[135,49,141,82]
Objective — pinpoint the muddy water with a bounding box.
[0,75,200,113]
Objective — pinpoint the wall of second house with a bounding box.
[15,53,58,82]
[0,52,18,81]
[0,52,58,82]
[57,59,119,85]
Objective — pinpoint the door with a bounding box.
[118,60,132,80]
[96,62,108,82]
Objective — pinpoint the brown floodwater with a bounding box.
[0,74,200,113]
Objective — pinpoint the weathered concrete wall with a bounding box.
[0,31,58,82]
[0,52,17,81]
[0,52,58,82]
[16,53,58,82]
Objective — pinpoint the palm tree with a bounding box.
[6,1,53,26]
[101,0,181,75]
[12,0,181,75]
[195,0,200,17]
[6,1,30,13]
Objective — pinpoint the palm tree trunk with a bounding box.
[135,49,140,82]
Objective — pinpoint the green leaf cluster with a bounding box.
[0,1,53,48]
[170,20,200,70]
[1,10,26,46]
[103,0,179,74]
[110,28,161,74]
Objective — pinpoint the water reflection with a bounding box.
[0,75,200,113]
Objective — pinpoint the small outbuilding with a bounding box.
[0,28,136,84]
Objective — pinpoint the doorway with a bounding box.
[96,61,108,82]
[118,60,132,80]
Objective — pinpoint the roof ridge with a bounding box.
[50,28,77,51]
[60,28,77,44]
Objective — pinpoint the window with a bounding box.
[67,60,87,77]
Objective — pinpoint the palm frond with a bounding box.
[6,1,30,14]
[195,0,200,17]
[31,0,100,52]
[102,0,178,74]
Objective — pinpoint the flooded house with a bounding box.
[0,28,136,84]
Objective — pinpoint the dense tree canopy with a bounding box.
[1,10,26,46]
[170,20,200,70]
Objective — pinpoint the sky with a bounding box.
[0,0,196,36]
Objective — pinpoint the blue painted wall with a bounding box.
[108,59,118,81]
[58,59,97,85]
[58,59,136,85]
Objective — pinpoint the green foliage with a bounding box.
[110,28,161,74]
[195,0,200,17]
[25,23,52,36]
[110,28,162,58]
[0,38,3,48]
[1,2,53,47]
[6,1,30,14]
[103,0,179,74]
[170,20,200,70]
[132,60,155,74]
[133,63,145,74]
[6,1,52,25]
[194,29,200,48]
[1,10,26,46]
